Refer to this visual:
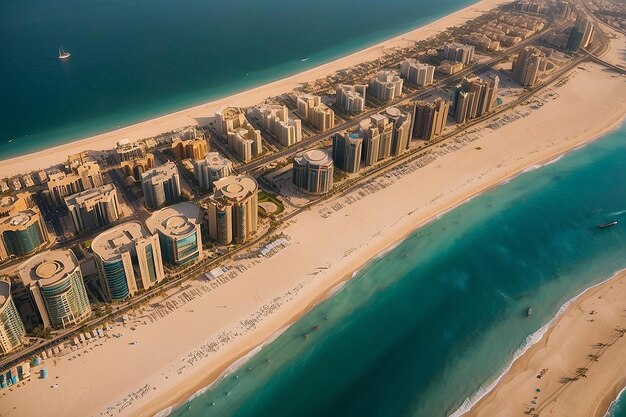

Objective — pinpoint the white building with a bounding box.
[253,104,302,147]
[193,152,233,190]
[369,71,404,101]
[399,59,435,86]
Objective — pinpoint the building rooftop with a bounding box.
[145,202,203,239]
[295,149,333,167]
[91,221,149,262]
[17,249,80,288]
[141,162,178,185]
[198,152,232,170]
[0,208,41,232]
[213,176,258,203]
[216,106,245,120]
[64,184,116,207]
[383,107,403,119]
[0,196,17,209]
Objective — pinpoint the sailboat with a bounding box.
[58,47,71,59]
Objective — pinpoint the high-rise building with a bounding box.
[46,160,103,207]
[383,107,412,157]
[65,184,120,233]
[0,208,50,262]
[292,150,334,194]
[335,85,367,113]
[512,46,548,87]
[206,176,258,245]
[92,221,165,301]
[296,94,335,131]
[369,71,404,101]
[215,107,263,162]
[145,202,204,266]
[359,114,393,166]
[171,136,208,161]
[558,0,574,20]
[332,132,363,173]
[193,152,233,191]
[453,75,499,123]
[253,104,302,147]
[443,43,475,65]
[18,249,91,329]
[0,280,26,354]
[566,15,594,51]
[141,162,181,210]
[399,59,435,86]
[413,98,451,140]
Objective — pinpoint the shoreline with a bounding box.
[0,0,510,178]
[140,113,626,417]
[452,265,626,416]
[462,267,626,417]
[604,385,626,417]
[1,60,624,417]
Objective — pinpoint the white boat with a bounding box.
[58,47,71,59]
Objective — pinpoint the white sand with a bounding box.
[2,61,624,417]
[0,0,511,179]
[463,270,626,417]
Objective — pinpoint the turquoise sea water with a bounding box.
[168,124,626,417]
[608,389,626,417]
[0,0,474,159]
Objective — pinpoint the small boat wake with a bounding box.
[301,57,310,62]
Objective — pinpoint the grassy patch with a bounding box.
[258,191,285,215]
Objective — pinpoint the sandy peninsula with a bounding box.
[0,0,511,179]
[462,269,626,417]
[0,57,624,417]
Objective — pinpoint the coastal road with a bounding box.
[238,22,567,174]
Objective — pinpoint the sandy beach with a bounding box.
[0,57,624,417]
[462,269,626,417]
[0,0,510,178]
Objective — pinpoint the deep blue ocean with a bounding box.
[0,0,475,159]
[167,125,626,417]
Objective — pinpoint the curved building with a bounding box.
[207,176,258,245]
[0,280,26,354]
[0,208,49,262]
[292,150,334,194]
[18,250,91,329]
[141,162,181,209]
[146,203,204,266]
[193,152,233,190]
[92,222,165,301]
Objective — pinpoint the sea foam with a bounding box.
[448,268,626,417]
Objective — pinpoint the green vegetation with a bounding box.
[333,169,348,183]
[258,191,284,215]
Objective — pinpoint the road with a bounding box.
[0,13,604,371]
[238,21,568,174]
